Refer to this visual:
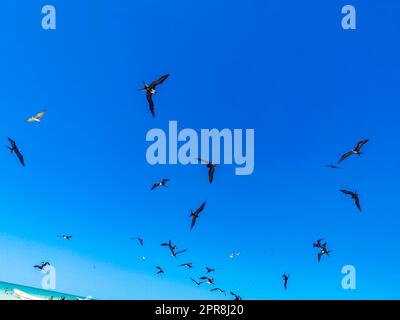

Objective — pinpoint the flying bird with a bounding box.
[7,137,25,167]
[205,267,215,274]
[326,164,340,169]
[26,110,47,123]
[211,288,226,295]
[131,237,144,246]
[151,179,169,191]
[338,139,369,163]
[161,239,177,255]
[58,235,73,241]
[190,201,207,230]
[340,189,362,211]
[190,277,203,286]
[139,74,170,118]
[161,240,187,257]
[230,292,242,300]
[229,252,240,259]
[282,274,289,291]
[197,158,217,184]
[200,276,215,285]
[179,263,193,269]
[156,266,164,275]
[34,262,50,271]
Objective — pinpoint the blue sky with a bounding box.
[0,0,399,299]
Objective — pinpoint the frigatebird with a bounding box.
[151,179,169,191]
[156,266,164,275]
[179,263,193,269]
[131,237,144,246]
[326,164,340,169]
[190,277,203,286]
[230,292,242,300]
[34,262,50,271]
[139,74,170,118]
[205,267,215,274]
[161,240,187,257]
[7,137,24,167]
[58,235,73,241]
[338,139,369,163]
[26,110,47,123]
[200,276,215,285]
[161,239,177,254]
[211,288,226,295]
[282,274,289,291]
[340,189,362,211]
[197,158,217,184]
[190,201,207,230]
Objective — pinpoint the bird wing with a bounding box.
[317,252,322,262]
[195,201,207,215]
[175,249,188,256]
[338,151,354,163]
[340,189,354,196]
[190,216,197,230]
[151,183,158,190]
[14,149,25,166]
[146,92,155,118]
[35,110,47,119]
[149,74,170,89]
[197,157,210,164]
[25,117,35,122]
[356,139,369,151]
[354,195,362,211]
[209,166,215,184]
[7,137,16,148]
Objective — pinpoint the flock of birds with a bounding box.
[8,73,370,300]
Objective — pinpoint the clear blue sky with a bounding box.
[0,0,399,299]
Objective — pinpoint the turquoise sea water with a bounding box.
[0,281,88,300]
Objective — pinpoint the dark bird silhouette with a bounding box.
[58,235,72,241]
[7,137,24,167]
[338,139,369,163]
[151,179,169,191]
[313,238,325,248]
[190,201,207,230]
[190,277,203,286]
[230,292,242,300]
[340,189,362,211]
[139,74,170,118]
[317,247,331,262]
[282,274,289,291]
[179,263,193,268]
[197,158,217,184]
[211,288,226,295]
[156,266,164,275]
[326,164,340,169]
[200,276,215,285]
[34,262,50,270]
[161,239,177,255]
[161,240,187,257]
[205,267,215,274]
[131,237,144,246]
